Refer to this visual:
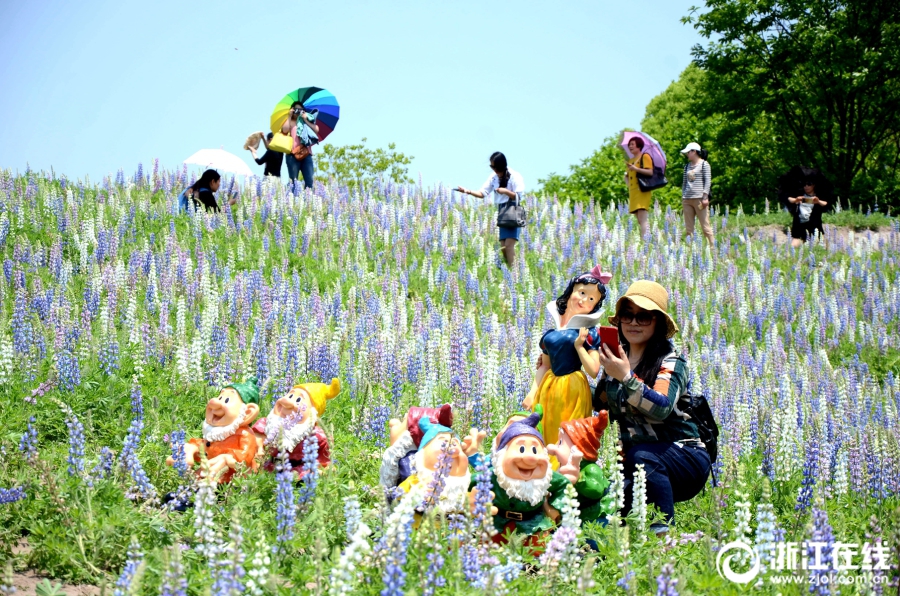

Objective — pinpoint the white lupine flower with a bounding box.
[632,463,647,541]
[329,523,372,596]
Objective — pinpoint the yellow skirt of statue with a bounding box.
[532,370,593,445]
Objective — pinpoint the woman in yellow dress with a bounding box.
[523,266,611,445]
[625,136,654,237]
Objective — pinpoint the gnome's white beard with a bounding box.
[414,450,471,514]
[492,447,553,506]
[379,431,415,488]
[265,409,317,453]
[202,405,249,443]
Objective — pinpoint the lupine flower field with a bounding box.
[0,163,899,594]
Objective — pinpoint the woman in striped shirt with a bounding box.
[593,280,711,534]
[680,142,714,244]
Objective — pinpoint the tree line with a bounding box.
[541,0,900,211]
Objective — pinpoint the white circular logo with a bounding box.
[716,540,761,584]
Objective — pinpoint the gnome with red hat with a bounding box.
[380,405,455,490]
[547,412,617,524]
[482,409,570,542]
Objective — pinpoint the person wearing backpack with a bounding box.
[680,142,714,245]
[592,280,711,535]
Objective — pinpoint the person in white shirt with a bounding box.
[457,152,525,270]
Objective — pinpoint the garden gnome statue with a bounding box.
[397,417,475,514]
[380,405,453,490]
[252,378,340,480]
[484,410,569,544]
[167,377,261,483]
[547,412,616,524]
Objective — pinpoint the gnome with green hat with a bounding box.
[398,417,474,515]
[167,377,262,484]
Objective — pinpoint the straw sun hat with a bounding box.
[609,280,679,339]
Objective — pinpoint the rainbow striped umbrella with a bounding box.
[270,87,340,142]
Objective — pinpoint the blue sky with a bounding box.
[0,0,704,189]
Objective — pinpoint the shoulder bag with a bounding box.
[497,196,527,228]
[637,153,668,192]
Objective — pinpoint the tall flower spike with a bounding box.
[112,539,145,596]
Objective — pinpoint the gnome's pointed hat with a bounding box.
[497,410,544,451]
[558,412,609,462]
[293,378,340,415]
[408,405,453,447]
[417,417,454,450]
[225,376,260,405]
[506,404,544,436]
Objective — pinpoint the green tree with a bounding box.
[538,134,630,206]
[640,63,790,210]
[686,0,900,206]
[316,138,414,187]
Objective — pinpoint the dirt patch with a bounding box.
[5,540,102,595]
[751,224,892,246]
[6,571,102,596]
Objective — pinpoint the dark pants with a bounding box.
[621,442,710,527]
[286,153,315,189]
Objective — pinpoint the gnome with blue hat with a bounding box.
[482,409,570,544]
[397,417,473,514]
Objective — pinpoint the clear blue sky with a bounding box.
[0,0,704,189]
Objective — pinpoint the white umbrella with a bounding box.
[183,148,254,177]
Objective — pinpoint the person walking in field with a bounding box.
[625,137,654,238]
[249,132,284,178]
[679,142,714,245]
[457,152,525,271]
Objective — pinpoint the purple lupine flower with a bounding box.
[113,540,143,596]
[170,429,188,477]
[63,405,85,477]
[796,433,819,512]
[57,350,81,392]
[121,383,157,501]
[655,562,679,596]
[211,517,246,596]
[0,486,27,504]
[362,404,390,448]
[806,503,836,595]
[471,457,493,537]
[274,450,296,551]
[343,495,362,540]
[420,441,452,513]
[98,341,120,375]
[379,493,417,596]
[18,416,38,460]
[90,447,116,481]
[297,434,320,507]
[421,550,446,596]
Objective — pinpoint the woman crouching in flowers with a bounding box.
[523,265,611,445]
[593,280,710,534]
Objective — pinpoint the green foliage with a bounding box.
[538,134,632,206]
[640,63,790,211]
[316,137,414,187]
[686,0,900,207]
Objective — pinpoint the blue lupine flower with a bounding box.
[113,540,143,596]
[0,486,27,505]
[18,416,38,460]
[274,450,296,551]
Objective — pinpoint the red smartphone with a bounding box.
[599,326,620,353]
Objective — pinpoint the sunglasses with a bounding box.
[617,310,656,326]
